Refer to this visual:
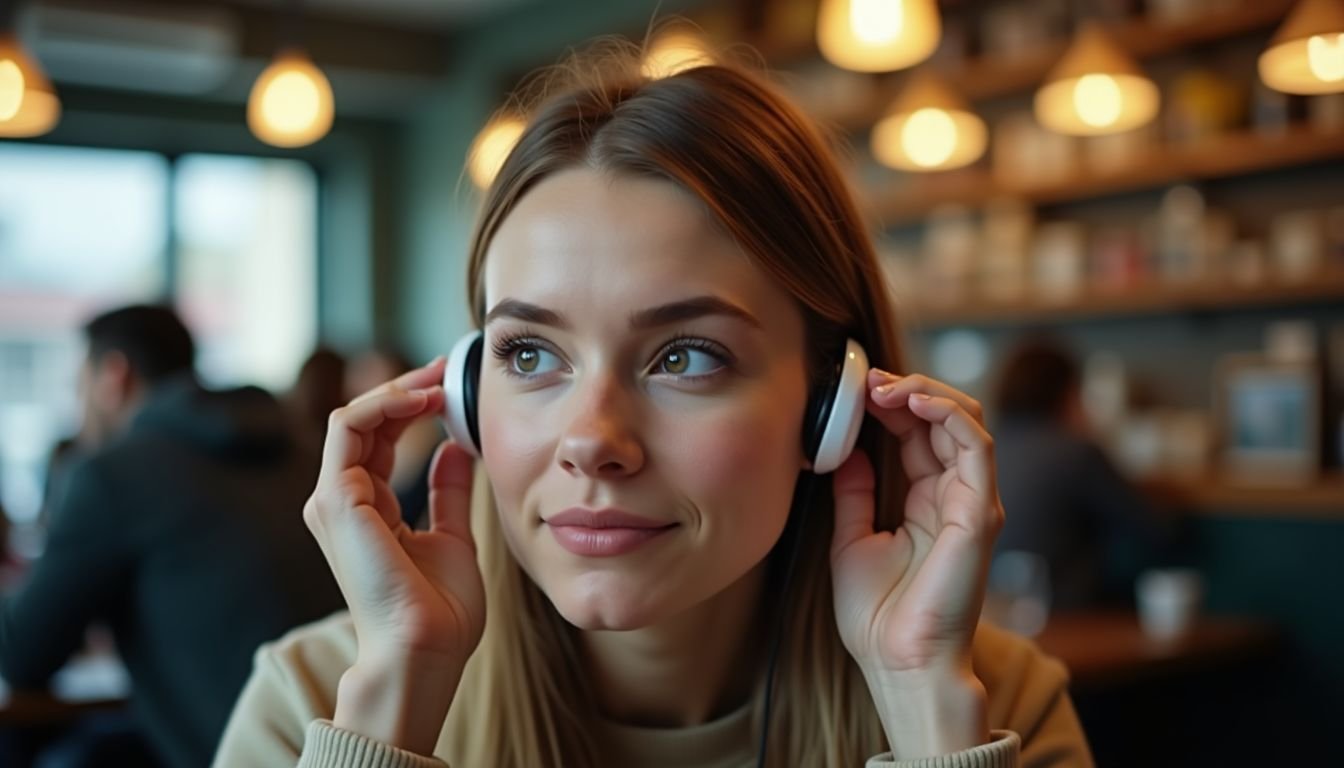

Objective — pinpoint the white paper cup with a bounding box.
[1136,568,1204,641]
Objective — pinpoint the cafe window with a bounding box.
[175,154,318,390]
[0,144,318,527]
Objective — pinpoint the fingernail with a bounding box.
[911,393,931,401]
[875,383,896,396]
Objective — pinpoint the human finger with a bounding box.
[905,393,997,499]
[349,356,447,405]
[863,397,943,480]
[427,441,476,548]
[321,387,443,479]
[830,449,877,561]
[868,370,985,425]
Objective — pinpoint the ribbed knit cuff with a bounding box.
[866,730,1020,768]
[296,719,448,768]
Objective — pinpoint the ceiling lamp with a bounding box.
[247,2,333,148]
[248,49,333,148]
[468,114,526,190]
[816,0,941,73]
[641,28,715,79]
[1034,22,1159,136]
[0,29,60,138]
[1259,0,1344,94]
[871,71,986,171]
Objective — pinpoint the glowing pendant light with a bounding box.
[641,28,715,79]
[0,31,60,138]
[1034,22,1159,136]
[871,71,986,172]
[816,0,941,73]
[468,114,526,190]
[1259,0,1344,95]
[248,48,333,148]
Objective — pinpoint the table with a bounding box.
[0,652,131,727]
[1032,611,1279,688]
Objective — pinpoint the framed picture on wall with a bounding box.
[1215,354,1321,486]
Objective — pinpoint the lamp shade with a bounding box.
[247,49,334,148]
[1034,23,1159,136]
[872,71,986,171]
[816,0,941,73]
[1259,0,1344,94]
[0,32,61,138]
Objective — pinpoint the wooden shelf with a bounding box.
[1140,473,1344,517]
[867,125,1344,227]
[770,0,1297,131]
[953,0,1293,101]
[907,269,1344,329]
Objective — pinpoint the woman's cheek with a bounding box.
[676,410,797,518]
[479,406,549,503]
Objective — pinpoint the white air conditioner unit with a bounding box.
[18,1,240,96]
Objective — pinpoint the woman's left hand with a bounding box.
[829,369,1003,758]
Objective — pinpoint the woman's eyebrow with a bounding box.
[630,296,763,330]
[483,299,566,328]
[483,296,763,331]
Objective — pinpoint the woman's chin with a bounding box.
[547,579,673,631]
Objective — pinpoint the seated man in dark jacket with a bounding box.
[0,305,343,768]
[991,338,1170,611]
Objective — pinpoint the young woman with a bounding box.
[214,42,1093,768]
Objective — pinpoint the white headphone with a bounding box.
[442,332,868,474]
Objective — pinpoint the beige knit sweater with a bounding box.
[212,613,1093,768]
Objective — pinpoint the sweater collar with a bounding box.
[594,701,755,768]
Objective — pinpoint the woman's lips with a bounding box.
[547,524,676,556]
[545,508,677,557]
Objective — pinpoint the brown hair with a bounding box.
[446,37,909,767]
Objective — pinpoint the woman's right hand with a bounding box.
[302,357,485,754]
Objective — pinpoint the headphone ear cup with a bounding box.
[442,331,484,458]
[806,338,869,474]
[802,377,838,469]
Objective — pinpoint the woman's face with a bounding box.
[479,168,810,631]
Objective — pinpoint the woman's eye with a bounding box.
[510,346,562,375]
[657,346,722,377]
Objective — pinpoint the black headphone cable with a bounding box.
[756,470,818,768]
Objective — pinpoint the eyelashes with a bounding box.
[488,328,541,368]
[489,326,734,383]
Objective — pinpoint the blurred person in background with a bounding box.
[344,344,413,400]
[38,436,82,532]
[991,337,1169,611]
[288,346,348,450]
[345,344,444,528]
[0,304,343,768]
[0,500,17,591]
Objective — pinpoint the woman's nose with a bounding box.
[555,375,645,478]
